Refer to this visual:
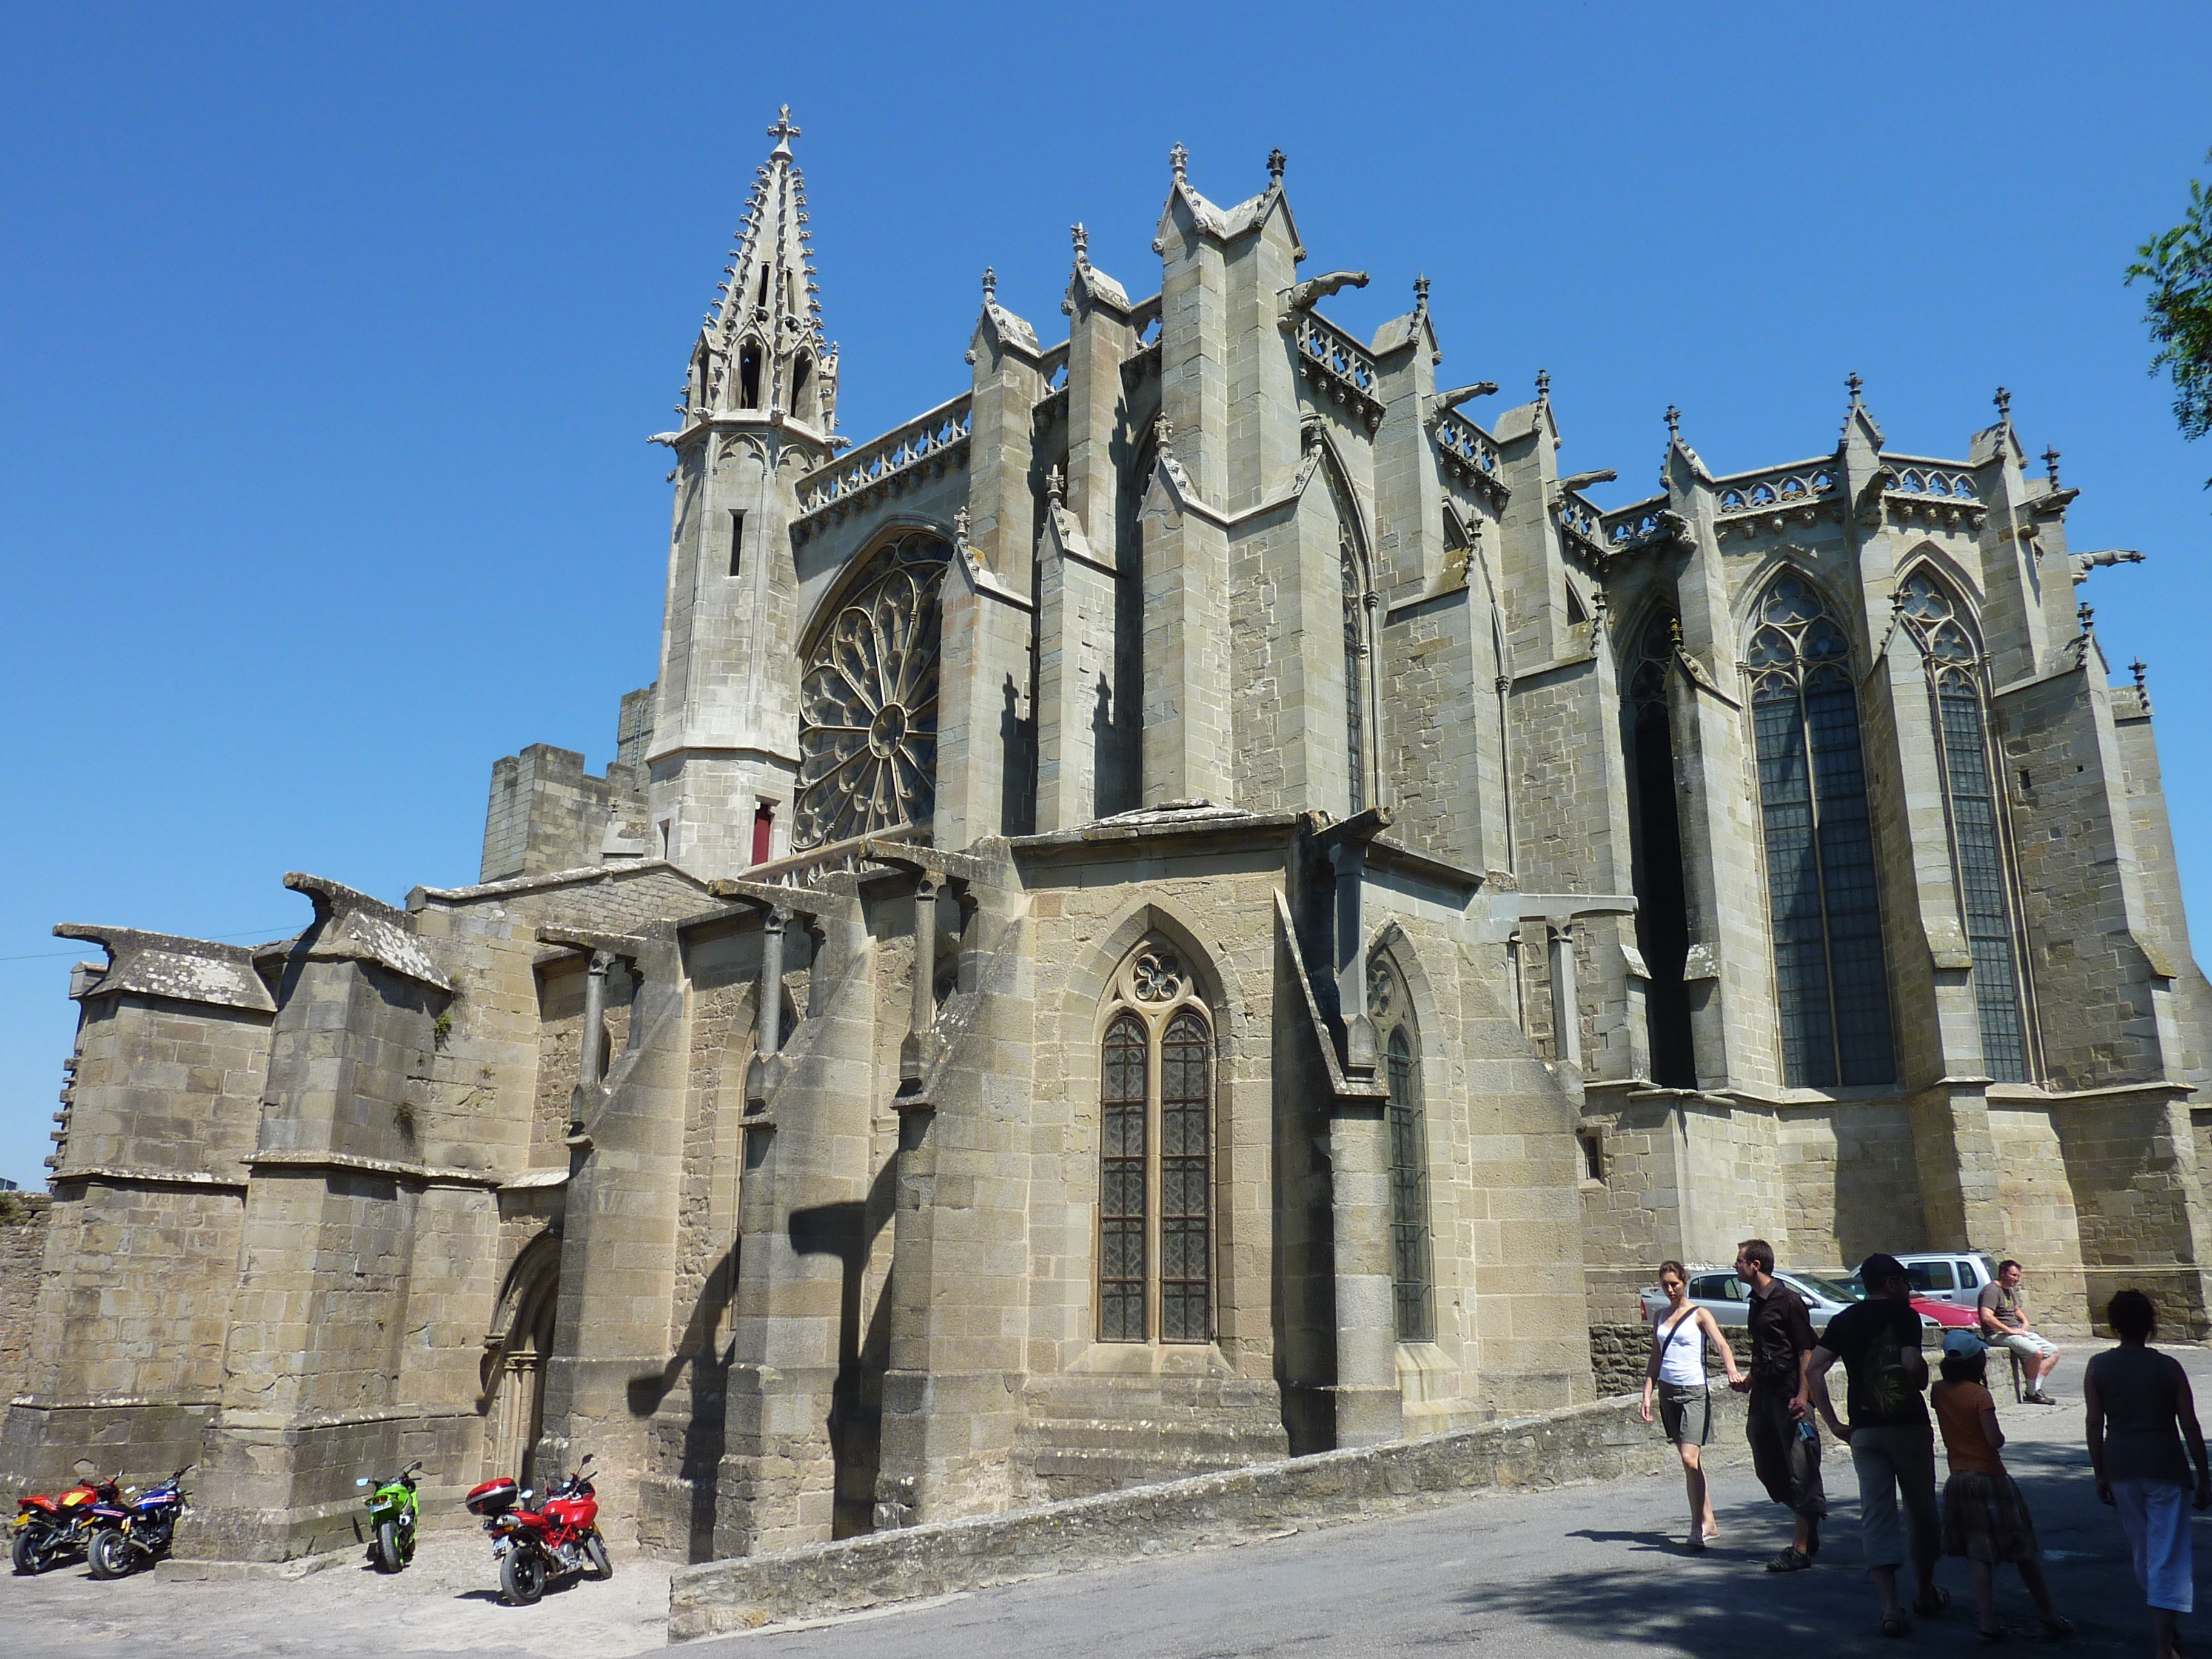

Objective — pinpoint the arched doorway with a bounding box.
[482,1235,560,1489]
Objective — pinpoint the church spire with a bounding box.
[685,106,836,433]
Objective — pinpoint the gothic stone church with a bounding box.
[10,113,2211,1562]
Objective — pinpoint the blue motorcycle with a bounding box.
[87,1467,190,1580]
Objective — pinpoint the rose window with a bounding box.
[794,532,953,850]
[1132,951,1183,1003]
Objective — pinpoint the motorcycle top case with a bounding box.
[464,1477,520,1518]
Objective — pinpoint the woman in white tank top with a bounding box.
[1641,1260,1746,1549]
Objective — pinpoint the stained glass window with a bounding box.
[1384,1024,1433,1342]
[1899,571,2029,1082]
[1746,574,1896,1086]
[1096,944,1214,1344]
[1098,1013,1148,1342]
[1343,534,1369,817]
[794,532,951,850]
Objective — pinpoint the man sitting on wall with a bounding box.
[1979,1259,2062,1406]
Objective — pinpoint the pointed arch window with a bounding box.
[1369,953,1432,1342]
[1899,571,2030,1082]
[1746,574,1896,1087]
[1342,531,1373,816]
[1625,611,1695,1087]
[739,339,763,409]
[1096,943,1214,1344]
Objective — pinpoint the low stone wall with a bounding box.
[1587,1320,1754,1396]
[0,1193,51,1409]
[668,1387,1751,1640]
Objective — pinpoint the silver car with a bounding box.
[1639,1269,1861,1329]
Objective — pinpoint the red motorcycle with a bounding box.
[464,1454,611,1605]
[13,1472,122,1575]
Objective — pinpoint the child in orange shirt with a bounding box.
[1932,1330,2071,1642]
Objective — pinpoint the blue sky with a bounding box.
[2,3,2208,1185]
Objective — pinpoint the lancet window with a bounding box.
[1097,942,1215,1344]
[1342,531,1373,816]
[1369,953,1432,1342]
[1625,609,1695,1087]
[794,531,951,850]
[1745,574,1896,1087]
[1898,570,2030,1082]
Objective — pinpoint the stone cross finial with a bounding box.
[1664,404,1681,438]
[1414,273,1430,309]
[1045,464,1064,507]
[1535,368,1552,401]
[1846,370,1864,401]
[1590,586,1608,634]
[2043,445,2062,486]
[1170,142,1188,180]
[982,266,997,302]
[1154,414,1175,455]
[1669,616,1684,651]
[1071,222,1088,267]
[2077,599,2094,634]
[1994,385,2012,422]
[2132,658,2149,693]
[1267,147,1286,182]
[768,105,801,142]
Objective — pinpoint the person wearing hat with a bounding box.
[1799,1253,1947,1639]
[1932,1328,2071,1643]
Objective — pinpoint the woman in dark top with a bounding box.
[2086,1290,2212,1659]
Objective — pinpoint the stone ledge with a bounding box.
[155,1548,353,1583]
[668,1388,1749,1641]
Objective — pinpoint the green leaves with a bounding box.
[2127,150,2212,487]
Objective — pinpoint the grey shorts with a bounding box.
[1997,1331,2058,1361]
[1657,1380,1712,1447]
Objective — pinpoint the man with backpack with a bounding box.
[1800,1253,1948,1638]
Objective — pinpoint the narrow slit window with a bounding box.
[1627,612,1695,1087]
[729,511,745,578]
[750,801,774,866]
[739,341,762,409]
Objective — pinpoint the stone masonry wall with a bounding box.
[0,1193,51,1408]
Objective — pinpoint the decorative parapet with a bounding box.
[793,394,972,531]
[53,925,277,1014]
[1603,497,1693,557]
[1290,311,1385,430]
[272,872,453,994]
[1878,454,1988,529]
[1712,457,1845,543]
[1432,409,1509,506]
[1551,488,1610,563]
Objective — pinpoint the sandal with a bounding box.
[1915,1586,1952,1618]
[2039,1617,2074,1643]
[1882,1612,1911,1639]
[1767,1548,1812,1573]
[1980,1627,2009,1644]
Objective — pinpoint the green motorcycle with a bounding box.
[355,1460,423,1574]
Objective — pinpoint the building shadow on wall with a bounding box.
[625,1239,736,1563]
[789,1159,894,1539]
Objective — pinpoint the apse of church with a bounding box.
[10,112,2211,1567]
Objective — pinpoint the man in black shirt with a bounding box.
[1730,1238,1825,1570]
[1801,1252,1946,1638]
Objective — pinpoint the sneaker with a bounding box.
[1767,1547,1812,1573]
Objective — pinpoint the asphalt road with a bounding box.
[1,1346,2192,1658]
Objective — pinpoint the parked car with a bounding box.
[1639,1269,1860,1329]
[1838,1251,1999,1330]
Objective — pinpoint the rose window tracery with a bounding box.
[794,532,953,850]
[1133,951,1184,1003]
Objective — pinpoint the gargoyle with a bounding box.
[1285,270,1369,312]
[1433,381,1500,414]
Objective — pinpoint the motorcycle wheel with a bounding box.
[500,1546,548,1606]
[373,1519,403,1575]
[12,1529,41,1576]
[583,1532,612,1580]
[88,1528,132,1581]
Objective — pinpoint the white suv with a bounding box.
[1894,1252,2000,1312]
